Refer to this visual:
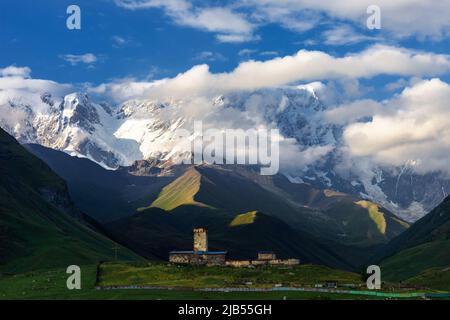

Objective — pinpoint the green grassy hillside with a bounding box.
[254,170,409,246]
[230,211,257,226]
[379,196,450,281]
[146,165,408,248]
[0,128,140,274]
[149,168,207,211]
[405,266,450,291]
[381,240,450,282]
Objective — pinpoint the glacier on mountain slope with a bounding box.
[0,87,449,222]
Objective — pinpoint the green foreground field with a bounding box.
[1,261,443,300]
[99,262,362,289]
[0,264,361,300]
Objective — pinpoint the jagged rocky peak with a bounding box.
[40,92,55,107]
[116,99,171,119]
[125,158,163,176]
[62,92,100,133]
[99,102,114,115]
[219,87,336,146]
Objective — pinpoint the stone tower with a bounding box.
[193,228,208,252]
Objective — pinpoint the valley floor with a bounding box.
[1,262,447,300]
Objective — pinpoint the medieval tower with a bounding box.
[193,228,208,252]
[170,227,299,266]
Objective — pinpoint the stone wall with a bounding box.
[225,260,251,267]
[169,253,226,266]
[268,259,300,266]
[225,258,300,267]
[169,253,194,264]
[257,252,277,260]
[196,254,226,266]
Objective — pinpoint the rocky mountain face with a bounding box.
[1,88,449,222]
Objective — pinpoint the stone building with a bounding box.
[257,251,277,261]
[170,228,300,267]
[169,228,227,266]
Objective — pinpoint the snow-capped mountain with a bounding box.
[0,87,449,221]
[1,92,143,168]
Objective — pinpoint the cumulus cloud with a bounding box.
[0,66,72,101]
[59,53,98,66]
[91,45,450,102]
[0,66,31,78]
[324,99,384,125]
[0,65,73,131]
[87,76,165,102]
[343,78,450,174]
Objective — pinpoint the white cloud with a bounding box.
[114,0,256,42]
[0,66,72,99]
[216,33,258,43]
[238,48,257,57]
[343,78,450,174]
[59,53,98,66]
[383,77,423,92]
[112,35,127,47]
[248,2,319,33]
[324,99,383,125]
[0,66,31,78]
[88,77,164,102]
[111,35,141,48]
[114,0,450,42]
[259,51,279,56]
[193,51,227,62]
[322,25,378,46]
[94,45,450,102]
[0,66,73,130]
[244,0,450,40]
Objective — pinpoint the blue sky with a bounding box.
[2,0,450,186]
[1,0,449,102]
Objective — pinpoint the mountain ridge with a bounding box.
[2,88,448,221]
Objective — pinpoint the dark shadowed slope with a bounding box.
[0,128,140,274]
[106,206,357,270]
[380,196,450,281]
[25,143,174,222]
[148,165,408,247]
[23,145,409,271]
